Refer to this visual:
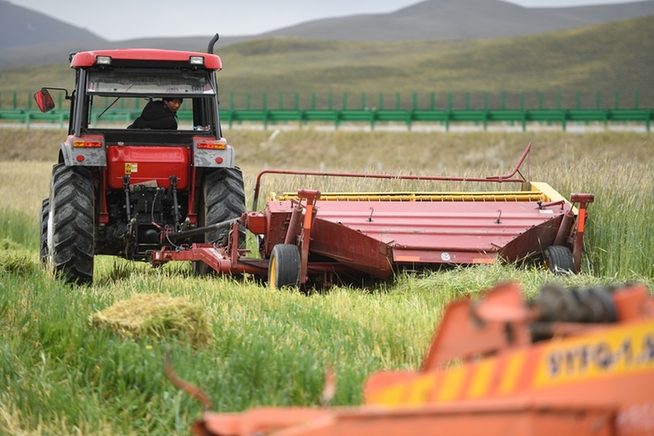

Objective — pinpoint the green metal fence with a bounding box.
[1,91,652,131]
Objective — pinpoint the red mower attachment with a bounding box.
[150,144,594,288]
[188,282,654,436]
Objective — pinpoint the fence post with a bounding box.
[520,92,524,111]
[412,92,418,111]
[58,92,63,108]
[596,91,601,110]
[447,92,453,110]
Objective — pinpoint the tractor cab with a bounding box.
[37,38,247,284]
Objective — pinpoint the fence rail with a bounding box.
[1,107,652,131]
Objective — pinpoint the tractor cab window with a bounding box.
[82,69,218,133]
[86,70,215,96]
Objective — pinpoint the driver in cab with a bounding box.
[127,97,182,129]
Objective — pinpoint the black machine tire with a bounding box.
[543,245,575,275]
[39,198,49,265]
[268,244,301,289]
[193,167,247,275]
[47,163,95,285]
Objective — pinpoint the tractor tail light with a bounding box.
[72,138,103,148]
[197,141,226,150]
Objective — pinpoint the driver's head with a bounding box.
[163,97,183,113]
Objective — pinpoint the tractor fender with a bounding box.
[193,141,235,168]
[59,139,107,167]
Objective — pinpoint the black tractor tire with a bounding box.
[39,198,49,265]
[268,244,301,289]
[47,163,95,285]
[203,167,247,245]
[193,167,246,275]
[543,245,575,275]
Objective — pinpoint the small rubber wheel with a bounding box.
[543,245,575,275]
[268,244,301,289]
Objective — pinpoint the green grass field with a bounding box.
[0,127,652,434]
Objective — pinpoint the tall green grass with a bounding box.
[531,156,653,279]
[0,129,652,434]
[0,253,624,435]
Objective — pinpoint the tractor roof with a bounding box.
[70,49,222,70]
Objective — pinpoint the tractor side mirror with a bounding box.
[34,89,55,113]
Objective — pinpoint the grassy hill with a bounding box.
[263,0,654,41]
[1,15,652,109]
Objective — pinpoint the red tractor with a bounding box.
[35,36,246,284]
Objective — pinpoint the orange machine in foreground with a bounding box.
[191,282,654,436]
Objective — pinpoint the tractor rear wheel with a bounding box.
[543,245,575,275]
[194,167,246,275]
[39,198,49,265]
[268,244,301,289]
[203,167,246,245]
[47,163,95,285]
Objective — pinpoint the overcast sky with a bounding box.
[10,0,644,41]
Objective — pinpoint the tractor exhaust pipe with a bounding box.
[207,34,220,54]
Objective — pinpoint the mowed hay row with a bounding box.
[89,293,214,347]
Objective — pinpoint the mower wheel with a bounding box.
[543,245,575,275]
[47,163,95,285]
[268,244,301,289]
[39,198,49,265]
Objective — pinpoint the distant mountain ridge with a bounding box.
[0,0,104,49]
[1,0,653,68]
[262,0,654,41]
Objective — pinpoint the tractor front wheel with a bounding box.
[268,244,301,289]
[543,245,575,275]
[46,163,95,285]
